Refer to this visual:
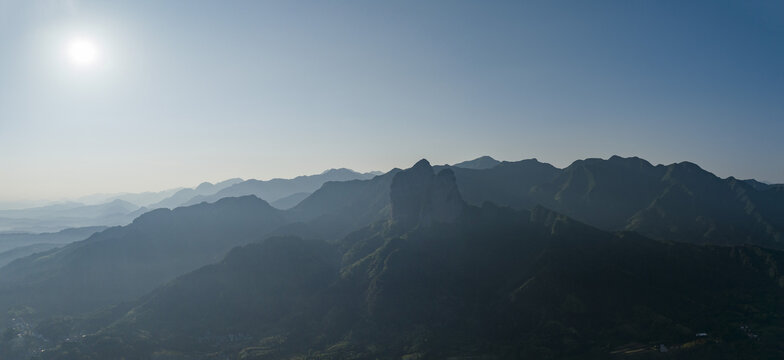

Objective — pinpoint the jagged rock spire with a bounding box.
[390,159,465,228]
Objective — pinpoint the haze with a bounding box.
[1,0,782,202]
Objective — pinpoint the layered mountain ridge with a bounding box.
[444,155,784,248]
[178,168,377,208]
[29,158,784,359]
[0,155,782,359]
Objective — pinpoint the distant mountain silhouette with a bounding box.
[37,160,784,359]
[453,155,501,169]
[0,226,106,253]
[269,191,311,209]
[73,187,183,207]
[149,178,243,209]
[0,200,143,233]
[0,199,137,219]
[0,226,106,267]
[180,168,377,207]
[0,196,286,320]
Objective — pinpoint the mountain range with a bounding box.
[0,168,377,235]
[0,155,781,359]
[147,178,244,209]
[21,158,784,359]
[446,156,784,248]
[71,188,183,208]
[452,155,502,169]
[0,227,106,267]
[176,168,378,208]
[0,200,144,233]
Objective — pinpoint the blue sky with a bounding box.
[0,0,782,201]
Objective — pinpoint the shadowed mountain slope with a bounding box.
[444,158,562,210]
[276,169,402,241]
[0,196,286,320]
[0,226,106,254]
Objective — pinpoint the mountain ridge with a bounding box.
[33,159,784,359]
[0,155,782,358]
[179,168,378,208]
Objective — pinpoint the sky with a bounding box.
[0,0,782,202]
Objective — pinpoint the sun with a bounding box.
[66,38,99,67]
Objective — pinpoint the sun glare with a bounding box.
[66,38,99,67]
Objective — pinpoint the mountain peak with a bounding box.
[674,161,703,170]
[390,160,464,228]
[194,182,214,192]
[320,168,360,176]
[567,155,654,171]
[215,178,244,187]
[454,156,501,170]
[607,155,654,168]
[412,159,432,170]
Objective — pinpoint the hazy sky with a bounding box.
[1,0,782,202]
